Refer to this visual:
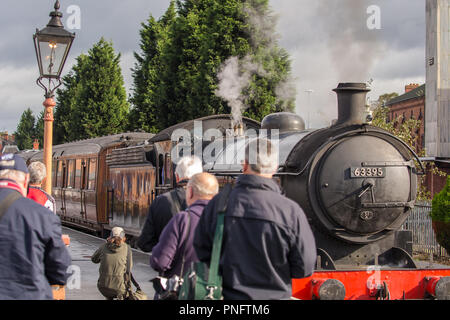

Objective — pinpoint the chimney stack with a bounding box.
[405,83,419,93]
[332,83,371,126]
[33,139,40,150]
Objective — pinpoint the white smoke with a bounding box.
[215,1,297,126]
[215,55,262,126]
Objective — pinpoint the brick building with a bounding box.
[385,84,449,196]
[385,83,425,153]
[0,132,18,155]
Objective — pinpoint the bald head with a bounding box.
[186,173,219,206]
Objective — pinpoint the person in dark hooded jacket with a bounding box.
[150,173,218,298]
[91,227,131,300]
[137,156,203,252]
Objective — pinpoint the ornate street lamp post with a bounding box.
[33,0,75,194]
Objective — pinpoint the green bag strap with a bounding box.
[207,212,225,287]
[205,184,232,298]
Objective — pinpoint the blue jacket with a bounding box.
[194,174,317,300]
[150,200,209,278]
[0,185,71,300]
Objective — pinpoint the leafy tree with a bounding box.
[14,108,35,150]
[128,2,176,133]
[131,0,296,130]
[377,92,399,107]
[34,111,45,148]
[371,103,422,150]
[54,39,129,142]
[54,60,85,144]
[431,176,450,223]
[371,93,446,200]
[431,176,450,252]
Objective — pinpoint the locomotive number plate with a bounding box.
[350,167,385,178]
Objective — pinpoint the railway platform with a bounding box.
[63,227,157,300]
[61,226,449,300]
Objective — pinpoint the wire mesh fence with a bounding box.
[402,202,449,258]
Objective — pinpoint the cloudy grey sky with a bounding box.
[0,0,426,133]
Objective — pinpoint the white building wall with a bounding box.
[426,0,450,158]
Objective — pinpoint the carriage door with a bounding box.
[78,159,87,220]
[156,153,173,196]
[61,161,68,215]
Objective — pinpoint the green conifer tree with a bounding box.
[129,2,176,133]
[14,108,36,150]
[55,39,129,142]
[133,0,296,129]
[34,111,45,149]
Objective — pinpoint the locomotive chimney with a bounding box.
[333,83,371,126]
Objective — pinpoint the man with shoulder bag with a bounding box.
[137,156,203,253]
[150,173,218,300]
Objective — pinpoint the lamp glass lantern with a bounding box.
[33,2,75,83]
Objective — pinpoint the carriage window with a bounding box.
[165,153,172,186]
[81,160,87,189]
[67,160,75,188]
[158,154,164,186]
[56,161,63,187]
[53,160,58,188]
[75,159,82,189]
[88,158,97,190]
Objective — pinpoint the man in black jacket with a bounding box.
[137,156,203,252]
[194,138,317,300]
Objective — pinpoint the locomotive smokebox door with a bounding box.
[314,134,413,243]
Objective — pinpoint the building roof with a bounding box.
[385,84,425,106]
[1,145,19,154]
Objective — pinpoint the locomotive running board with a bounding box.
[292,269,450,300]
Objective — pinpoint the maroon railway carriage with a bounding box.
[105,114,261,240]
[27,115,260,240]
[27,132,153,235]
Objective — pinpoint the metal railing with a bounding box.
[401,202,449,258]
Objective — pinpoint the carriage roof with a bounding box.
[149,114,261,143]
[28,132,154,161]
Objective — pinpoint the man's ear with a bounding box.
[242,161,250,174]
[22,174,30,197]
[186,185,193,200]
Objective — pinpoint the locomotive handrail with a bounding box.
[277,126,426,176]
[374,129,426,175]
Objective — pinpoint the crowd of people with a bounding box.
[0,137,317,300]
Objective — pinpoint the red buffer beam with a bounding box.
[292,269,450,300]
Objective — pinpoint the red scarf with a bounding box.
[0,180,24,195]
